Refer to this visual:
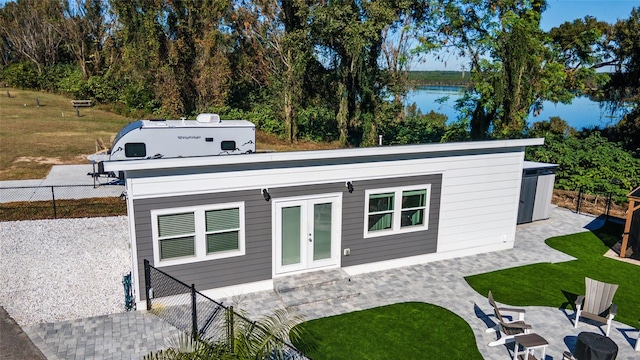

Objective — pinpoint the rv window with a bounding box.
[125,143,146,157]
[221,141,236,151]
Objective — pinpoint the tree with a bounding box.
[430,0,572,139]
[529,116,576,138]
[61,0,108,78]
[308,0,433,146]
[0,0,66,75]
[239,0,313,143]
[548,16,611,95]
[546,9,640,157]
[192,0,234,112]
[602,8,640,128]
[109,0,166,113]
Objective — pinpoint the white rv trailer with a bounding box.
[89,113,255,177]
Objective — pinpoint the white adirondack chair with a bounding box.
[486,291,533,346]
[574,277,618,336]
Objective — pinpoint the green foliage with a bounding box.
[121,79,160,114]
[600,110,640,157]
[1,62,42,89]
[144,307,303,360]
[529,116,577,138]
[465,222,640,327]
[297,106,339,142]
[86,75,121,104]
[292,302,483,360]
[383,106,448,145]
[56,66,90,98]
[408,71,471,86]
[526,132,640,201]
[143,333,237,360]
[441,119,472,143]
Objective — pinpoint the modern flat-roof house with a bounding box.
[103,138,545,306]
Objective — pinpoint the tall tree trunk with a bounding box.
[337,83,349,146]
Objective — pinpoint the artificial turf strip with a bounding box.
[291,302,483,360]
[465,221,640,327]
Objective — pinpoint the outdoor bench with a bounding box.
[71,100,93,107]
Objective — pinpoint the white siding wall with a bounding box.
[437,152,524,252]
[128,150,525,255]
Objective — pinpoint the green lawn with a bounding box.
[290,222,639,358]
[291,302,483,360]
[465,221,640,327]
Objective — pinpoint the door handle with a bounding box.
[308,234,313,242]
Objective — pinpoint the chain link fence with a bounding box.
[0,184,126,220]
[144,260,309,359]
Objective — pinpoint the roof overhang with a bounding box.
[103,138,544,173]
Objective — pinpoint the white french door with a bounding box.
[273,195,341,275]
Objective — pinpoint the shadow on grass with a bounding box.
[291,325,320,357]
[560,290,579,311]
[591,218,625,248]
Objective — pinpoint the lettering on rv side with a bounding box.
[177,136,202,139]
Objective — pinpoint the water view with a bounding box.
[407,86,623,130]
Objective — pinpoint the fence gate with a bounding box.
[143,259,309,359]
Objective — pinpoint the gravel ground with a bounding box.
[0,216,131,327]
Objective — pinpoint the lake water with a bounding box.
[407,86,622,130]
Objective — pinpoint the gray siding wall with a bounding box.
[134,190,272,300]
[134,174,441,298]
[339,174,442,267]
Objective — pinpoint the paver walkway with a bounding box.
[25,206,639,359]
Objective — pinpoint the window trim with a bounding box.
[363,184,431,238]
[151,202,245,267]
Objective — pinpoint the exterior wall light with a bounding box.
[346,181,354,193]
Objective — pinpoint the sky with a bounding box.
[417,0,639,71]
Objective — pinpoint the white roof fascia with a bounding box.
[103,138,544,172]
[523,160,558,169]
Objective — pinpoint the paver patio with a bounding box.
[25,206,640,359]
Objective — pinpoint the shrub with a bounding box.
[297,106,338,142]
[1,62,41,89]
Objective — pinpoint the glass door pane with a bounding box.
[313,203,332,261]
[281,206,301,266]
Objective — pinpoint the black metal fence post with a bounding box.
[144,259,152,311]
[191,284,198,340]
[576,187,583,214]
[51,186,57,219]
[605,192,613,220]
[227,306,234,352]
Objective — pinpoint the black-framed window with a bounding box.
[221,141,236,151]
[125,143,146,157]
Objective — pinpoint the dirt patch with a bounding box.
[13,156,65,165]
[553,189,628,218]
[12,155,89,165]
